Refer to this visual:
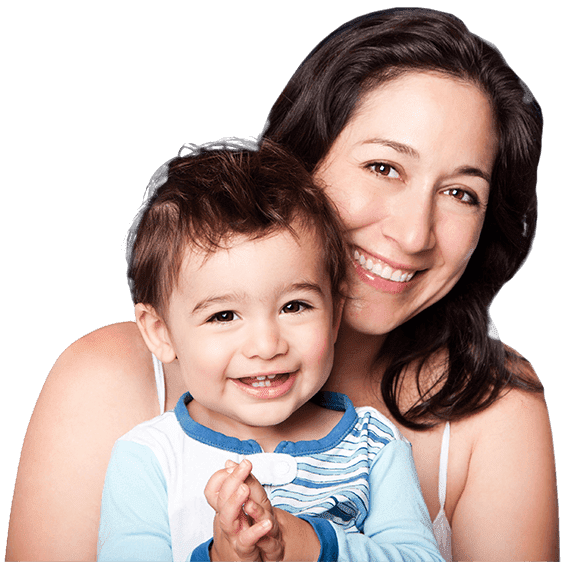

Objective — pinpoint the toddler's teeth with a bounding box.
[267,374,276,379]
[256,376,266,380]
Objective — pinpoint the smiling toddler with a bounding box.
[97,139,443,561]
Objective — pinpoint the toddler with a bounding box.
[97,139,442,561]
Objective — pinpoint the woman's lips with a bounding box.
[353,249,418,281]
[352,249,421,294]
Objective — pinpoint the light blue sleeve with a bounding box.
[332,440,444,562]
[97,440,201,562]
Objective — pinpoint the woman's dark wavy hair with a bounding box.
[261,7,544,429]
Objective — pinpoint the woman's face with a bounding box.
[316,72,498,336]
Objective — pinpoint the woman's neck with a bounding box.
[324,323,388,407]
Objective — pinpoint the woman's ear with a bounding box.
[135,303,177,363]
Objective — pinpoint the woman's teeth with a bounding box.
[354,250,416,282]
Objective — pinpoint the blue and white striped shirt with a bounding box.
[98,392,443,562]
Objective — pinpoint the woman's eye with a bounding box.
[281,301,311,314]
[442,188,479,205]
[208,310,238,323]
[369,162,400,179]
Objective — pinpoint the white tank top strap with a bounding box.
[151,354,166,415]
[438,420,450,508]
[432,421,452,561]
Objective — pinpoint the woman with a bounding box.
[6,6,559,561]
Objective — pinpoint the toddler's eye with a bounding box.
[208,310,238,323]
[369,162,401,179]
[281,301,311,314]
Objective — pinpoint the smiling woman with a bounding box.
[317,73,497,335]
[7,5,559,562]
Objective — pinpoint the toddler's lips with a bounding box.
[231,372,297,399]
[239,373,290,388]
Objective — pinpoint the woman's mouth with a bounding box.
[352,249,421,294]
[353,249,416,282]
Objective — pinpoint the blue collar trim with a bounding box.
[174,391,358,455]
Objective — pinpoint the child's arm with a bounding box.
[233,442,443,562]
[331,439,444,562]
[97,440,173,561]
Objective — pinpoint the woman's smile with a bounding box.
[317,71,496,335]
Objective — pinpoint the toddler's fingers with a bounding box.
[244,471,274,514]
[243,498,269,524]
[216,459,253,509]
[217,483,251,535]
[237,518,273,548]
[256,535,285,562]
[204,468,232,511]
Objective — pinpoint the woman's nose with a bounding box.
[242,320,289,360]
[382,191,436,254]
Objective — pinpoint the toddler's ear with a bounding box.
[135,303,177,363]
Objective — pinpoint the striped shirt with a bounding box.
[98,392,442,562]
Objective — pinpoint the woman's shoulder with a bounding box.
[7,322,160,561]
[48,322,155,407]
[50,321,160,420]
[446,350,558,559]
[61,321,149,369]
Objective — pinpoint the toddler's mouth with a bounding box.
[238,373,290,388]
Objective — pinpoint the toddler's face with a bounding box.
[164,226,338,438]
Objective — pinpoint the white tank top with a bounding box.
[152,354,166,415]
[151,356,452,559]
[432,422,452,561]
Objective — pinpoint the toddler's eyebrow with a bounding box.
[192,282,324,315]
[191,292,246,315]
[285,282,325,298]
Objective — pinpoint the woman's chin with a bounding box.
[343,300,403,336]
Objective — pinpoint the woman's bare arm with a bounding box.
[6,322,157,562]
[451,386,559,560]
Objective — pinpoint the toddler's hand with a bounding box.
[233,461,284,562]
[204,459,283,562]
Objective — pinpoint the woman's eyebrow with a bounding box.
[362,138,491,182]
[454,165,491,183]
[362,138,420,159]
